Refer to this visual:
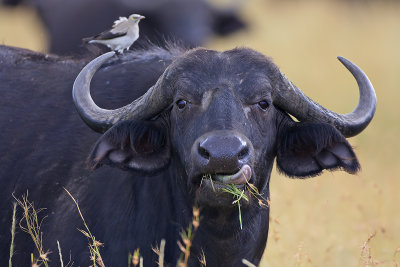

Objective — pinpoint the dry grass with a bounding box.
[1,0,399,266]
[14,193,50,267]
[64,188,105,267]
[8,202,17,267]
[152,239,166,267]
[177,206,200,267]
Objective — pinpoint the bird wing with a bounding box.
[111,17,131,34]
[83,17,129,42]
[90,29,127,41]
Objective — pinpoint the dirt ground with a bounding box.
[1,0,399,266]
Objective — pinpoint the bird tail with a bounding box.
[82,37,93,44]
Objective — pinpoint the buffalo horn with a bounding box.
[274,56,376,137]
[72,51,175,133]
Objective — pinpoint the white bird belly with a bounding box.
[89,33,138,52]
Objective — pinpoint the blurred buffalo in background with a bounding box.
[2,0,246,54]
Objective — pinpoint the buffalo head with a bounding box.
[72,47,376,210]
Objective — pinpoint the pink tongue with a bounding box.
[214,165,252,185]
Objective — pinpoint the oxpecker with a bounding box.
[83,14,145,53]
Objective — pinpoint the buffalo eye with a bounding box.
[257,100,269,111]
[176,99,187,110]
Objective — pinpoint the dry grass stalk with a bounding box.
[64,188,104,267]
[242,259,257,267]
[159,239,166,267]
[358,232,378,267]
[246,182,270,209]
[14,193,50,267]
[394,247,400,267]
[153,239,166,267]
[294,242,313,267]
[57,240,64,267]
[198,249,206,266]
[56,241,74,267]
[176,206,200,267]
[9,202,17,267]
[201,174,215,192]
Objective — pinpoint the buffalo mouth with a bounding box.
[202,164,252,186]
[194,165,255,207]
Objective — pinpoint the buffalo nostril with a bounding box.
[237,146,250,160]
[198,145,210,160]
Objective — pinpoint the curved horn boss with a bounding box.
[73,52,376,137]
[274,57,376,137]
[72,51,176,133]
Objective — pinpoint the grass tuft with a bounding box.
[13,193,50,267]
[64,188,105,267]
[198,249,206,267]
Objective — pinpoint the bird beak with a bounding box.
[139,16,145,20]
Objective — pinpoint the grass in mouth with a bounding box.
[201,172,270,230]
[221,184,248,230]
[201,174,215,192]
[222,182,270,230]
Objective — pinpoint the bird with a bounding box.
[83,14,145,54]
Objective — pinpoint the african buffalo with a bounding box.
[2,0,245,54]
[0,44,376,266]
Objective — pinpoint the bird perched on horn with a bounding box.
[83,14,145,54]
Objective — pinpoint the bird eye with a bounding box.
[258,100,269,111]
[176,99,187,110]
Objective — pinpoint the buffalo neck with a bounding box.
[169,162,271,266]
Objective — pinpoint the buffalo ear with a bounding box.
[88,120,170,174]
[277,122,360,178]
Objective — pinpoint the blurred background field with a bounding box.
[1,0,399,266]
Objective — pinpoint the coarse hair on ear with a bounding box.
[277,122,360,178]
[88,118,170,174]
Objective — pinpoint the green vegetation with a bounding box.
[221,184,249,230]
